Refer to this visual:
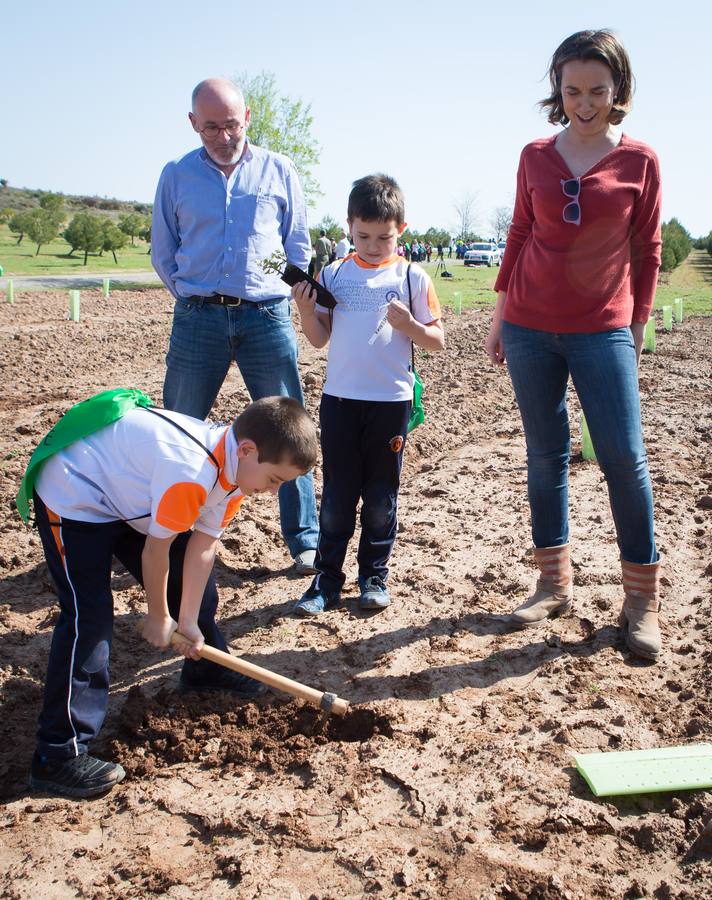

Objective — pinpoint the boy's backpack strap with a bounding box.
[140,408,222,491]
[406,263,415,373]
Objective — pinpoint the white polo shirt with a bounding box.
[35,409,244,539]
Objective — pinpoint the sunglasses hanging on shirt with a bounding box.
[561,177,581,226]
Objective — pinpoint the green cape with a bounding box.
[16,388,154,523]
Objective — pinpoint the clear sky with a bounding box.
[2,0,710,237]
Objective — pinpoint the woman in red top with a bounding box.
[485,30,663,660]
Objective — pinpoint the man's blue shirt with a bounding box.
[151,142,311,301]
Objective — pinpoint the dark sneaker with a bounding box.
[358,575,391,611]
[293,584,341,617]
[178,667,267,698]
[29,752,126,799]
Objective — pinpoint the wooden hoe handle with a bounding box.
[171,632,350,716]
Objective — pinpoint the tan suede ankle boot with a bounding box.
[619,559,661,660]
[510,544,573,627]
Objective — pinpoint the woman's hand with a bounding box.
[630,321,645,366]
[142,613,178,650]
[173,621,205,660]
[291,281,317,318]
[484,320,505,365]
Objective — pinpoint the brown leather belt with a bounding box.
[190,294,244,306]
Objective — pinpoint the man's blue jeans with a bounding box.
[163,297,318,557]
[501,322,657,565]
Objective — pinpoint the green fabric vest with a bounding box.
[16,388,154,524]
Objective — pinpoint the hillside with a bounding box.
[0,184,151,220]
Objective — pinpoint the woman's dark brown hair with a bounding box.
[540,30,634,126]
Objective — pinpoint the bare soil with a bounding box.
[0,289,710,899]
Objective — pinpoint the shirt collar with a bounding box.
[353,253,400,269]
[223,426,239,488]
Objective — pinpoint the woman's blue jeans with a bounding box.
[501,322,657,565]
[163,296,318,558]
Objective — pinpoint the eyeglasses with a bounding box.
[198,121,245,139]
[561,177,581,225]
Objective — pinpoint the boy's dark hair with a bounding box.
[540,30,634,126]
[348,174,405,226]
[231,397,318,471]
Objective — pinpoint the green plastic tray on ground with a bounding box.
[574,744,712,797]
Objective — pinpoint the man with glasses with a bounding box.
[151,77,319,575]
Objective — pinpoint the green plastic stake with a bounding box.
[581,414,596,461]
[674,297,683,323]
[453,291,462,316]
[69,290,80,322]
[575,743,712,797]
[102,277,110,298]
[6,279,13,304]
[662,305,673,331]
[643,317,656,353]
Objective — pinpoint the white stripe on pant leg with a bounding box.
[59,521,81,757]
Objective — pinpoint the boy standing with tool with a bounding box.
[291,174,444,616]
[21,396,318,798]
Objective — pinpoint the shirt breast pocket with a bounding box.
[254,192,283,235]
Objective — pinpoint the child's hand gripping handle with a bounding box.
[169,632,350,716]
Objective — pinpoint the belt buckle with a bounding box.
[220,294,240,306]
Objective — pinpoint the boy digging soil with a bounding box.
[20,395,317,798]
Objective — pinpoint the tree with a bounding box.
[39,192,65,215]
[660,218,692,272]
[25,208,63,255]
[0,178,7,189]
[138,221,151,253]
[237,71,321,205]
[309,214,341,246]
[118,212,148,246]
[423,227,452,247]
[8,210,35,245]
[453,194,478,241]
[64,212,105,264]
[0,207,14,225]
[490,206,513,241]
[102,220,129,263]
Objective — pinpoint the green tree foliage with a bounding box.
[660,218,692,272]
[25,208,63,255]
[423,227,452,247]
[309,214,341,246]
[39,192,65,214]
[8,210,35,244]
[102,220,129,263]
[64,212,105,264]
[139,221,151,253]
[0,207,14,224]
[119,212,148,246]
[237,71,321,205]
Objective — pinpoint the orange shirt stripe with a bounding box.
[156,482,207,532]
[221,494,245,528]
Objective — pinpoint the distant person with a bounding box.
[335,229,351,259]
[314,229,332,276]
[151,76,319,576]
[484,30,663,660]
[22,395,317,798]
[291,174,445,615]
